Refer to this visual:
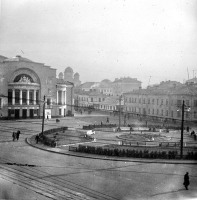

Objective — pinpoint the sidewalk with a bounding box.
[26,135,197,165]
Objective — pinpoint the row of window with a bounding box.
[78,96,105,102]
[8,89,39,105]
[125,97,197,107]
[100,105,116,110]
[125,107,197,118]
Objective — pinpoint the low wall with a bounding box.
[38,127,68,147]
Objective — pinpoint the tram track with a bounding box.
[0,156,119,200]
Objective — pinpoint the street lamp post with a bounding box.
[118,95,122,131]
[180,100,185,159]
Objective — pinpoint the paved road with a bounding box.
[0,117,197,200]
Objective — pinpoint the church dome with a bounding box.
[74,72,79,77]
[64,67,73,73]
[58,72,64,79]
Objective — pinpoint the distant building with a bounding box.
[186,77,197,85]
[123,81,197,122]
[0,55,73,119]
[112,77,142,96]
[78,82,100,92]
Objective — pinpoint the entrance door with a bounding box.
[15,109,20,119]
[64,109,66,117]
[30,109,34,118]
[22,109,27,119]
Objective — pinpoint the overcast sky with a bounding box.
[0,0,197,87]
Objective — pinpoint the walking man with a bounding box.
[183,172,190,190]
[16,130,21,141]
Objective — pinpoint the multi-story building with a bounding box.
[0,55,73,119]
[112,77,142,96]
[75,90,106,110]
[123,81,197,122]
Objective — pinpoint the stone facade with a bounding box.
[0,55,73,119]
[123,81,197,122]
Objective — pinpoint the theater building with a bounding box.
[0,55,73,119]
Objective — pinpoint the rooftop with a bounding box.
[3,55,34,63]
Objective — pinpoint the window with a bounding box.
[166,110,168,116]
[186,100,190,106]
[47,98,51,105]
[59,108,61,115]
[36,91,39,104]
[22,90,27,105]
[15,89,20,104]
[29,90,34,104]
[166,100,168,106]
[177,100,182,106]
[185,111,189,119]
[8,89,12,105]
[171,111,173,118]
[194,100,197,107]
[194,111,197,119]
[177,110,181,118]
[152,99,154,104]
[148,99,150,104]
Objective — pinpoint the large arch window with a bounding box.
[14,74,34,83]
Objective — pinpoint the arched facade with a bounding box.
[7,68,41,119]
[0,55,74,119]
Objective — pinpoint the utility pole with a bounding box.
[41,95,46,135]
[118,95,122,131]
[71,84,74,116]
[180,100,185,159]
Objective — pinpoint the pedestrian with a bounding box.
[35,134,39,144]
[106,117,109,123]
[16,130,20,141]
[12,132,16,141]
[183,172,190,190]
[130,126,132,134]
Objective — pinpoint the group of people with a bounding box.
[12,130,21,141]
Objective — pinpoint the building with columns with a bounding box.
[0,55,73,119]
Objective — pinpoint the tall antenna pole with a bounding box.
[187,67,189,80]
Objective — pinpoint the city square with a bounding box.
[0,1,197,200]
[0,113,197,200]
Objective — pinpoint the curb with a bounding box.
[26,137,197,165]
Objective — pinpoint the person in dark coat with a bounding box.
[106,117,109,123]
[35,134,39,144]
[12,132,16,141]
[183,172,190,190]
[16,130,21,141]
